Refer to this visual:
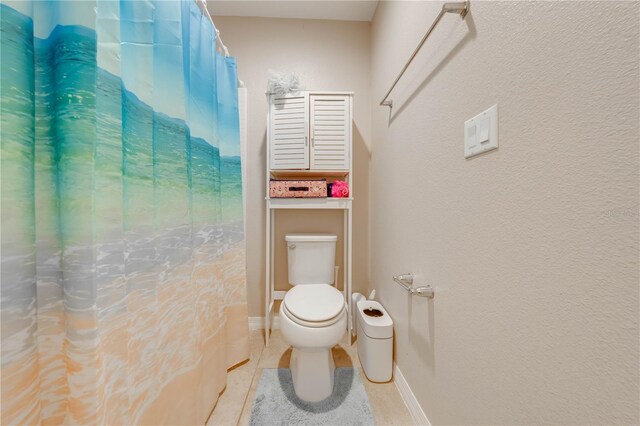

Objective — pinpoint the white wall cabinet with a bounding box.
[269,92,351,170]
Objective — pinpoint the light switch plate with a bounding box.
[465,104,498,158]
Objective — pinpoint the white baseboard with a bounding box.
[393,363,430,426]
[248,315,280,330]
[248,316,262,330]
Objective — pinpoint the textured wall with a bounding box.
[211,16,372,316]
[370,1,639,424]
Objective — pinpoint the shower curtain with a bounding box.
[0,0,249,424]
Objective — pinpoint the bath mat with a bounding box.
[249,368,375,425]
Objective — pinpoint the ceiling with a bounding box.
[207,0,379,22]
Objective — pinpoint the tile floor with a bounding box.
[206,329,415,426]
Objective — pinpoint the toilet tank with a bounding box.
[286,234,337,285]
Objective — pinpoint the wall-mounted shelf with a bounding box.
[264,91,354,346]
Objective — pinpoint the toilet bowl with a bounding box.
[279,234,346,402]
[279,284,347,402]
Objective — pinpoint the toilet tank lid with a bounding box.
[285,234,337,242]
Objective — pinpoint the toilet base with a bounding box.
[290,347,335,402]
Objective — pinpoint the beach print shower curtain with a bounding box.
[0,0,249,424]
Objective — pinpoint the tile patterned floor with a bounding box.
[206,329,415,426]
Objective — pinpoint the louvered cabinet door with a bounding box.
[269,94,309,170]
[310,95,350,170]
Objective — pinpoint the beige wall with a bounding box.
[370,1,639,424]
[211,16,372,316]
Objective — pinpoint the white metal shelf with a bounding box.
[267,197,352,209]
[267,90,355,97]
[270,170,350,179]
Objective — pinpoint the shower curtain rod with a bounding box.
[194,0,245,87]
[194,0,230,57]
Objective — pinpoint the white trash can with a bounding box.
[356,300,393,382]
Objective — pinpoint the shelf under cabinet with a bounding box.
[270,170,349,179]
[266,197,352,209]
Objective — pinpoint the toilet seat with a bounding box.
[283,284,345,328]
[282,302,345,328]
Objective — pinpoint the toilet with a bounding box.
[279,234,347,402]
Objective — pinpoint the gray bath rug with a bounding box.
[249,368,375,425]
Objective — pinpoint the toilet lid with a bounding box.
[283,284,345,322]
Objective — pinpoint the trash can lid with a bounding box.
[357,300,393,339]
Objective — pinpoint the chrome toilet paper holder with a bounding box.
[393,273,434,299]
